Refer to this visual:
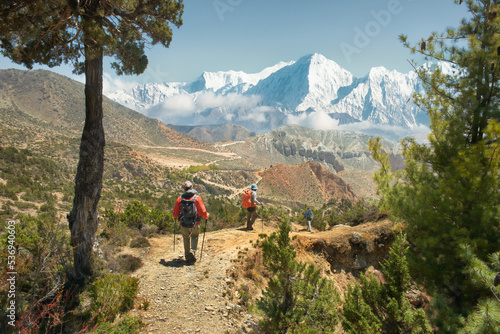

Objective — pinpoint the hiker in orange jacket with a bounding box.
[173,181,209,263]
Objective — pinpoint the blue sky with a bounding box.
[0,0,469,91]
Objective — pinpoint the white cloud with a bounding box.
[240,111,267,123]
[223,113,235,122]
[195,92,262,109]
[148,94,196,118]
[103,73,139,95]
[285,110,340,130]
[338,121,431,141]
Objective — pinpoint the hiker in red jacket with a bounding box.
[173,181,209,263]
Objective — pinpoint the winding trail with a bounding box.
[127,221,274,334]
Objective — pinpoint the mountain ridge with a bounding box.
[222,124,403,173]
[107,53,429,139]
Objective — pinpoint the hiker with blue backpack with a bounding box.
[304,208,314,232]
[173,181,209,263]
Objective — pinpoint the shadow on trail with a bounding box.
[159,258,194,267]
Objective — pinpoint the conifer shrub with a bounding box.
[101,218,131,247]
[14,201,37,210]
[341,232,432,333]
[458,245,500,333]
[0,201,15,220]
[122,201,150,230]
[149,209,174,233]
[370,2,500,329]
[257,220,341,333]
[0,184,18,200]
[321,199,380,227]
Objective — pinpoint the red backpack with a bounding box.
[242,189,253,208]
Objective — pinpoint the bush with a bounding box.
[0,213,73,333]
[139,224,158,237]
[130,236,151,248]
[326,200,380,227]
[122,201,149,229]
[88,273,139,323]
[116,254,143,273]
[92,316,144,334]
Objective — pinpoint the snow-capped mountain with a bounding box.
[109,81,186,111]
[185,61,294,94]
[330,67,426,127]
[106,53,429,140]
[245,53,354,111]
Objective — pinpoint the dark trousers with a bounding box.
[246,206,257,229]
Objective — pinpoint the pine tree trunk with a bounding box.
[67,18,105,283]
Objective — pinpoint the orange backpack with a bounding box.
[242,189,253,208]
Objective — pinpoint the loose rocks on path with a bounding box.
[129,226,263,334]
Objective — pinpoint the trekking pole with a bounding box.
[173,220,177,252]
[200,218,208,262]
[261,204,264,233]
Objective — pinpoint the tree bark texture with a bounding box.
[67,22,105,282]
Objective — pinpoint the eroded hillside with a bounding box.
[257,161,358,206]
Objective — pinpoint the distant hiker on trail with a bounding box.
[173,181,209,263]
[305,208,314,232]
[242,184,263,231]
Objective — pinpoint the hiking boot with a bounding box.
[186,251,196,263]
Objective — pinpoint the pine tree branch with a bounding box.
[35,6,75,50]
[406,59,456,102]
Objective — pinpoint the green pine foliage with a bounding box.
[459,245,500,333]
[341,232,432,333]
[342,275,383,333]
[258,219,340,333]
[369,1,500,330]
[0,1,184,74]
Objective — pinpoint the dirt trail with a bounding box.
[128,220,276,334]
[137,145,242,168]
[126,218,393,334]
